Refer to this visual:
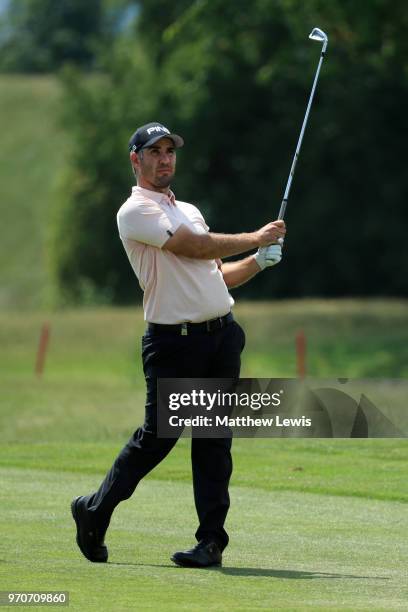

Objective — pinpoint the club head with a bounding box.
[309,28,328,43]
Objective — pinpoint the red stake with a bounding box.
[35,322,50,378]
[296,330,306,378]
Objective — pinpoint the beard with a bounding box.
[153,173,174,188]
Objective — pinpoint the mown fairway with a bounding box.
[1,302,407,610]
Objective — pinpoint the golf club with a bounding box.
[277,27,328,242]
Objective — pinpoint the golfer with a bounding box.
[71,122,286,568]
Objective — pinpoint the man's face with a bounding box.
[133,137,176,190]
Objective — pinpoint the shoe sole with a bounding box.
[171,556,221,568]
[71,497,107,563]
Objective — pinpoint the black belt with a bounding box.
[147,312,234,335]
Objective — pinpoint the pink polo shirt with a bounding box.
[117,186,234,324]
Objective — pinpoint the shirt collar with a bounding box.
[133,185,176,207]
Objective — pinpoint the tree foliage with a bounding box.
[0,0,107,71]
[50,0,408,302]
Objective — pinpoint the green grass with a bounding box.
[1,299,408,381]
[1,302,407,610]
[0,75,68,308]
[1,468,407,611]
[0,438,407,503]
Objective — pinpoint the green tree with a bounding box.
[0,0,105,72]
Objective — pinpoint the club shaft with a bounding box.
[278,49,326,220]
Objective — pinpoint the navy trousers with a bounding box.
[83,319,245,551]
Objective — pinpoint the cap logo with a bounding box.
[146,125,170,135]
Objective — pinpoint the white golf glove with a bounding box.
[254,244,282,270]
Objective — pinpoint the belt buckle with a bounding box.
[181,323,188,336]
[206,320,211,332]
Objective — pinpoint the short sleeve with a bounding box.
[192,206,209,232]
[179,202,210,233]
[117,200,181,248]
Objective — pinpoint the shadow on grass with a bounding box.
[108,562,388,580]
[218,567,388,580]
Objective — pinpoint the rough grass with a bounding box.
[0,75,68,308]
